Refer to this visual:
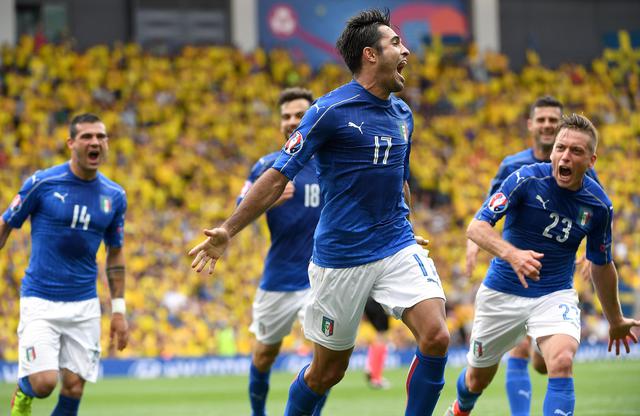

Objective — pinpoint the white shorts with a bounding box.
[18,297,102,382]
[467,285,581,368]
[249,288,311,345]
[304,244,446,350]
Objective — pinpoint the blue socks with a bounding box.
[543,377,574,416]
[51,394,80,416]
[249,363,270,416]
[505,357,532,416]
[18,376,38,398]
[456,368,481,412]
[284,365,324,416]
[405,349,447,416]
[312,389,329,416]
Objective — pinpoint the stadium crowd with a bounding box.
[1,33,639,360]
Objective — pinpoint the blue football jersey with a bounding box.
[3,162,127,301]
[477,163,612,297]
[272,80,415,268]
[488,147,600,196]
[238,152,321,291]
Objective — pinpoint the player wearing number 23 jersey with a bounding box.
[478,162,612,298]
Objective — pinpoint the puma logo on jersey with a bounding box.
[53,192,68,203]
[515,171,525,183]
[536,194,549,210]
[311,103,325,113]
[518,389,531,399]
[554,410,572,416]
[348,121,364,134]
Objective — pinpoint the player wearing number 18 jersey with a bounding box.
[237,88,326,416]
[3,113,129,416]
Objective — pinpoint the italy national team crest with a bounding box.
[321,316,334,337]
[25,346,36,362]
[487,192,508,213]
[284,131,304,155]
[398,121,408,143]
[473,340,483,358]
[100,195,112,214]
[577,206,592,226]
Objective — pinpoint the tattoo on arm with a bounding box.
[106,265,125,298]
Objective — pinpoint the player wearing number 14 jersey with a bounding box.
[2,113,129,416]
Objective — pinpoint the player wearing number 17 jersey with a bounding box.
[446,114,639,416]
[3,113,129,416]
[189,9,449,416]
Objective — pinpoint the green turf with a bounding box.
[2,360,639,415]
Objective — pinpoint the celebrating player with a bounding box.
[189,8,449,416]
[238,87,327,416]
[446,114,639,416]
[4,113,129,416]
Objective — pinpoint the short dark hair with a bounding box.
[69,113,102,138]
[336,8,391,74]
[277,87,314,107]
[530,96,563,117]
[557,113,598,153]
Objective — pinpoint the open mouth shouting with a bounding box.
[556,164,573,186]
[396,60,407,83]
[87,149,101,164]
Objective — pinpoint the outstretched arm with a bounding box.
[467,218,543,288]
[0,218,13,250]
[106,245,129,352]
[189,168,289,273]
[591,262,640,355]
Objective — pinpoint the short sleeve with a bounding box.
[586,204,613,265]
[237,157,275,206]
[2,171,43,229]
[104,191,127,248]
[272,100,335,180]
[476,166,528,226]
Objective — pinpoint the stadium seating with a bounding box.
[0,33,638,360]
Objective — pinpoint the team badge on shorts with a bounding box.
[487,192,508,213]
[284,131,304,155]
[473,340,483,358]
[321,316,334,336]
[25,346,36,362]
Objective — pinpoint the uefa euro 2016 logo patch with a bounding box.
[284,131,304,155]
[487,192,508,213]
[322,316,334,336]
[9,194,21,212]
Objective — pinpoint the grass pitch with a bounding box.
[2,360,638,415]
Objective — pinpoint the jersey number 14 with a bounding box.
[70,204,91,230]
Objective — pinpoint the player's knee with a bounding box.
[30,373,58,397]
[417,327,450,356]
[253,349,278,371]
[546,351,573,375]
[60,375,85,399]
[307,363,347,391]
[466,370,491,393]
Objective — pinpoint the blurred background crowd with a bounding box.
[0,31,639,360]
